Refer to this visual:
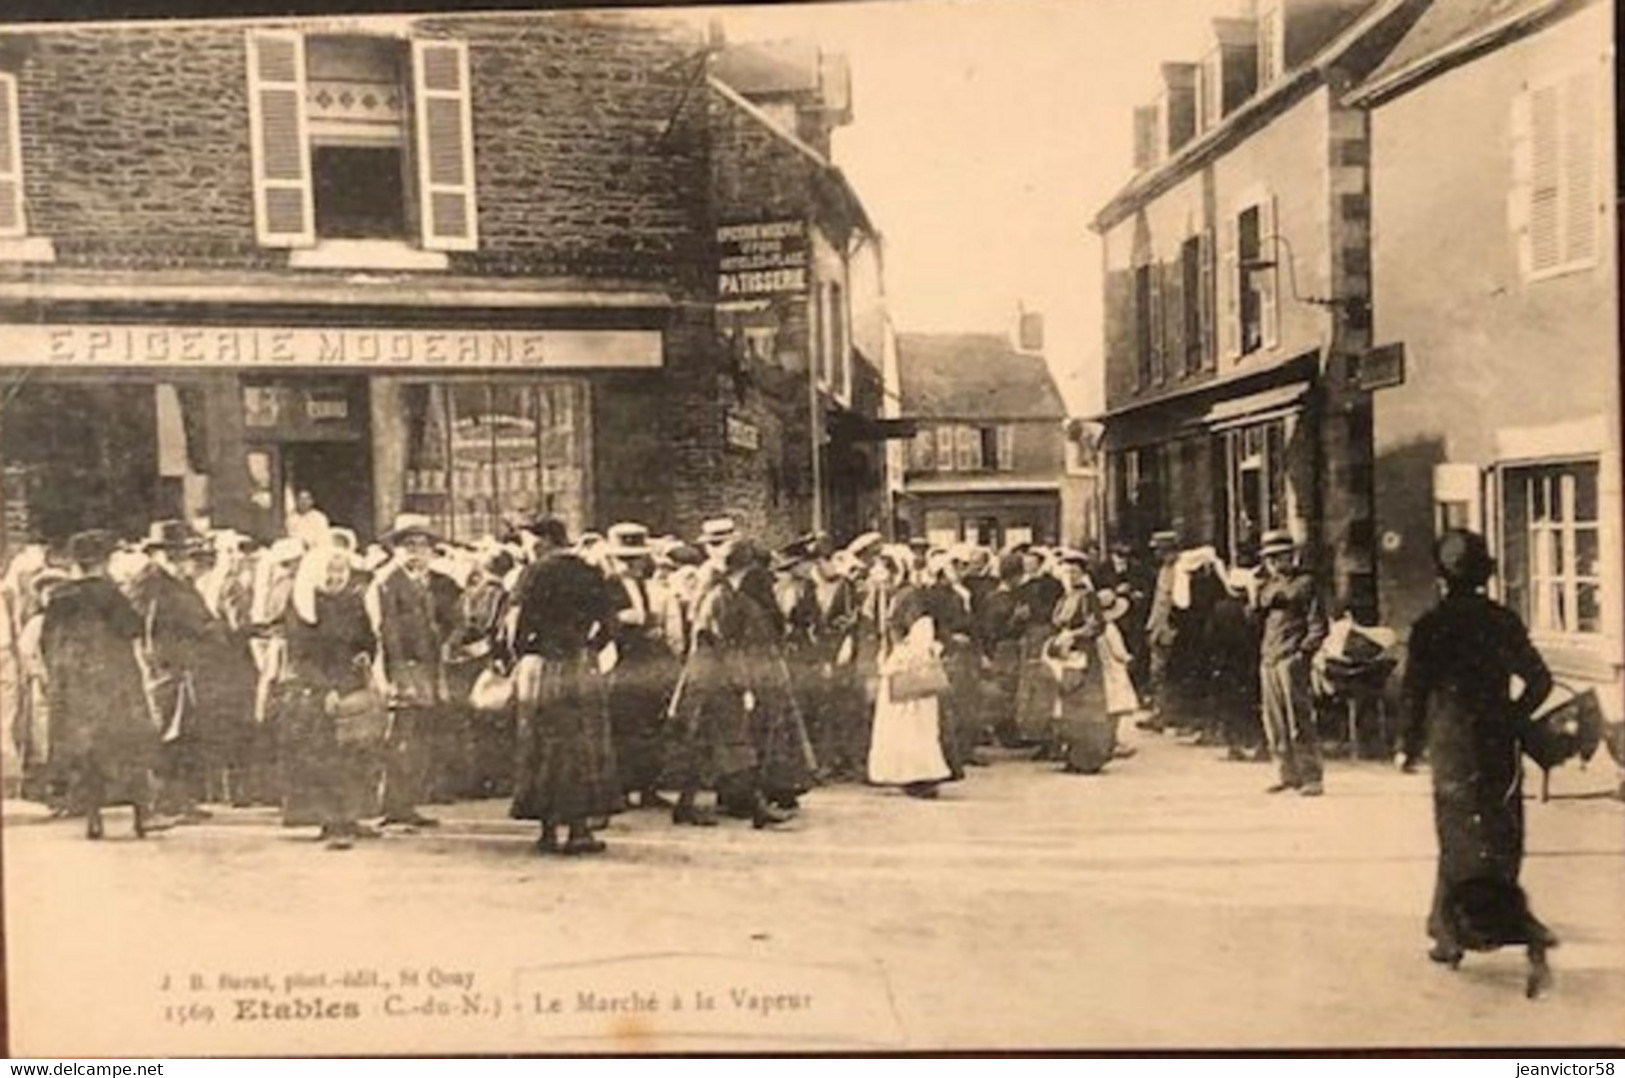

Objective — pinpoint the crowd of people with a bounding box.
[0,499,1609,996]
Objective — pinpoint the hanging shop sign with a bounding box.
[716,219,809,298]
[725,411,761,453]
[1,324,664,370]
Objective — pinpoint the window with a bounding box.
[1501,461,1602,636]
[1224,418,1289,559]
[1222,195,1279,359]
[402,381,587,542]
[954,425,982,471]
[934,426,956,471]
[246,31,477,251]
[1180,234,1213,374]
[828,281,849,400]
[910,427,936,471]
[1134,264,1154,387]
[1514,68,1599,279]
[0,71,24,239]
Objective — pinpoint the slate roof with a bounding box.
[1357,0,1574,95]
[895,333,1066,420]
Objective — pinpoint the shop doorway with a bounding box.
[279,440,374,542]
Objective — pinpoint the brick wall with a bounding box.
[3,13,710,282]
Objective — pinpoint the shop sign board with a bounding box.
[0,324,664,369]
[716,220,808,298]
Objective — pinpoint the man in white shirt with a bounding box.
[284,489,331,548]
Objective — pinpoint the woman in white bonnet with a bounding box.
[278,543,378,850]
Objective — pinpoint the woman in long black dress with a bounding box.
[1399,529,1558,997]
[40,530,161,839]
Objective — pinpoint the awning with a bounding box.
[1199,382,1310,430]
[828,413,917,442]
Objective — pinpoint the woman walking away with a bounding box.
[1093,588,1139,761]
[1399,529,1558,998]
[39,531,161,839]
[868,584,953,799]
[282,544,380,851]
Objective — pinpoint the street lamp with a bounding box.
[1240,233,1369,323]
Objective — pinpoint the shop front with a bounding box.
[0,317,662,555]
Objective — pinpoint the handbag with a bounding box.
[889,656,950,702]
[327,683,388,747]
[1521,684,1603,771]
[469,664,516,714]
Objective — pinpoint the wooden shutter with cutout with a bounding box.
[413,39,478,252]
[0,73,24,238]
[246,31,313,248]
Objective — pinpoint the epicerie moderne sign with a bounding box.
[716,219,808,298]
[0,324,665,369]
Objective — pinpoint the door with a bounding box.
[280,440,375,542]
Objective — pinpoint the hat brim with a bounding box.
[605,544,654,559]
[383,527,441,547]
[1259,543,1295,557]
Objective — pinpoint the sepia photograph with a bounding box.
[0,0,1621,1056]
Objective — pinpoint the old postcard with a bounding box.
[1,0,1622,1057]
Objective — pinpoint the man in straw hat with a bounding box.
[1139,529,1182,732]
[369,513,458,829]
[1254,528,1327,796]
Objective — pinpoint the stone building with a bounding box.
[1088,0,1429,618]
[1348,0,1619,718]
[892,326,1080,550]
[0,12,884,556]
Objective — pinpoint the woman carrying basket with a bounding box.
[1398,529,1558,997]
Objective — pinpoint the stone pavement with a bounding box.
[4,727,1622,1055]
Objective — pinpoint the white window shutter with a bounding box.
[1198,228,1216,368]
[1560,68,1597,266]
[246,30,313,248]
[1219,216,1239,361]
[1148,260,1165,381]
[936,426,955,471]
[997,425,1015,471]
[0,73,25,239]
[1528,81,1563,274]
[1508,86,1533,276]
[1260,194,1280,349]
[413,39,478,252]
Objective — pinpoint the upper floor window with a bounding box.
[0,71,26,239]
[1513,67,1599,280]
[1220,194,1279,360]
[910,424,1015,473]
[246,30,478,252]
[1134,262,1165,387]
[828,280,849,401]
[1180,232,1214,375]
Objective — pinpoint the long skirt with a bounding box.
[1013,627,1059,745]
[1429,785,1555,951]
[277,684,377,828]
[510,654,621,824]
[1057,669,1113,774]
[606,648,676,797]
[867,680,951,787]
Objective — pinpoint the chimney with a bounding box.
[1160,63,1198,154]
[1018,309,1045,354]
[1132,104,1160,170]
[1211,17,1260,117]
